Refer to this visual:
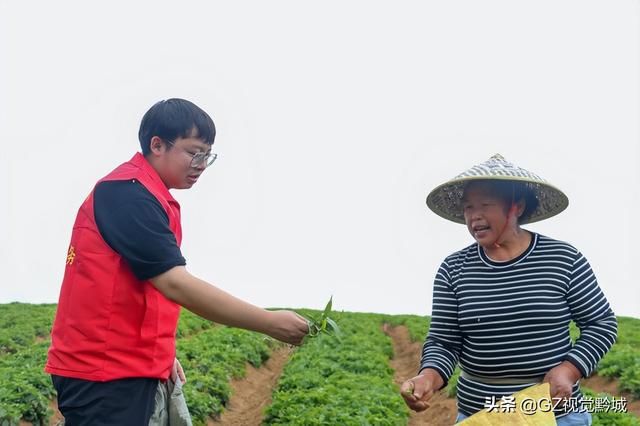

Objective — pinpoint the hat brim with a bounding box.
[426,176,569,225]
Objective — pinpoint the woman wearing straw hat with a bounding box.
[400,154,617,425]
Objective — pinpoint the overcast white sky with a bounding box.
[1,1,638,318]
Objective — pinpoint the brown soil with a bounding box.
[582,374,640,417]
[209,347,291,426]
[20,399,64,426]
[48,399,64,426]
[384,324,457,426]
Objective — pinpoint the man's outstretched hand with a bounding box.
[265,310,309,346]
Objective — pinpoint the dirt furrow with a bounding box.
[19,399,64,426]
[384,324,457,426]
[582,374,640,417]
[209,346,290,426]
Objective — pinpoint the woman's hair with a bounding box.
[138,98,216,155]
[465,180,539,224]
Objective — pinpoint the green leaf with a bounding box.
[322,296,333,319]
[325,318,342,336]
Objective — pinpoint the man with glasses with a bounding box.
[45,98,309,425]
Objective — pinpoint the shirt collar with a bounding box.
[129,152,178,204]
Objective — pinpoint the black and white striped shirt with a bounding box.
[420,233,617,417]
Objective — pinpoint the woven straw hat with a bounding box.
[426,154,569,224]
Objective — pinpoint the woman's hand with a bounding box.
[543,361,582,401]
[400,368,444,412]
[171,358,187,384]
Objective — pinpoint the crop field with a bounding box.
[0,303,639,425]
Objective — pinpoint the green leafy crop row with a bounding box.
[582,388,640,426]
[597,345,640,398]
[263,311,409,426]
[589,316,640,399]
[0,304,56,357]
[176,326,273,425]
[176,309,216,338]
[0,342,54,425]
[0,308,220,425]
[1,304,639,425]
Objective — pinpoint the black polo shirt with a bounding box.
[94,179,186,280]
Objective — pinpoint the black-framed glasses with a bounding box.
[166,140,218,168]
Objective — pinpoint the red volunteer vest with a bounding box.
[45,153,182,381]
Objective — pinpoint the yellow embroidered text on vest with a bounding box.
[66,245,76,265]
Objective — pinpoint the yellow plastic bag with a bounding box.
[458,383,557,425]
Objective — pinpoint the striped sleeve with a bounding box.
[420,259,462,386]
[564,250,618,378]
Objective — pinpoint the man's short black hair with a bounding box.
[138,98,216,155]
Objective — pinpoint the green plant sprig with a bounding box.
[305,296,341,340]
